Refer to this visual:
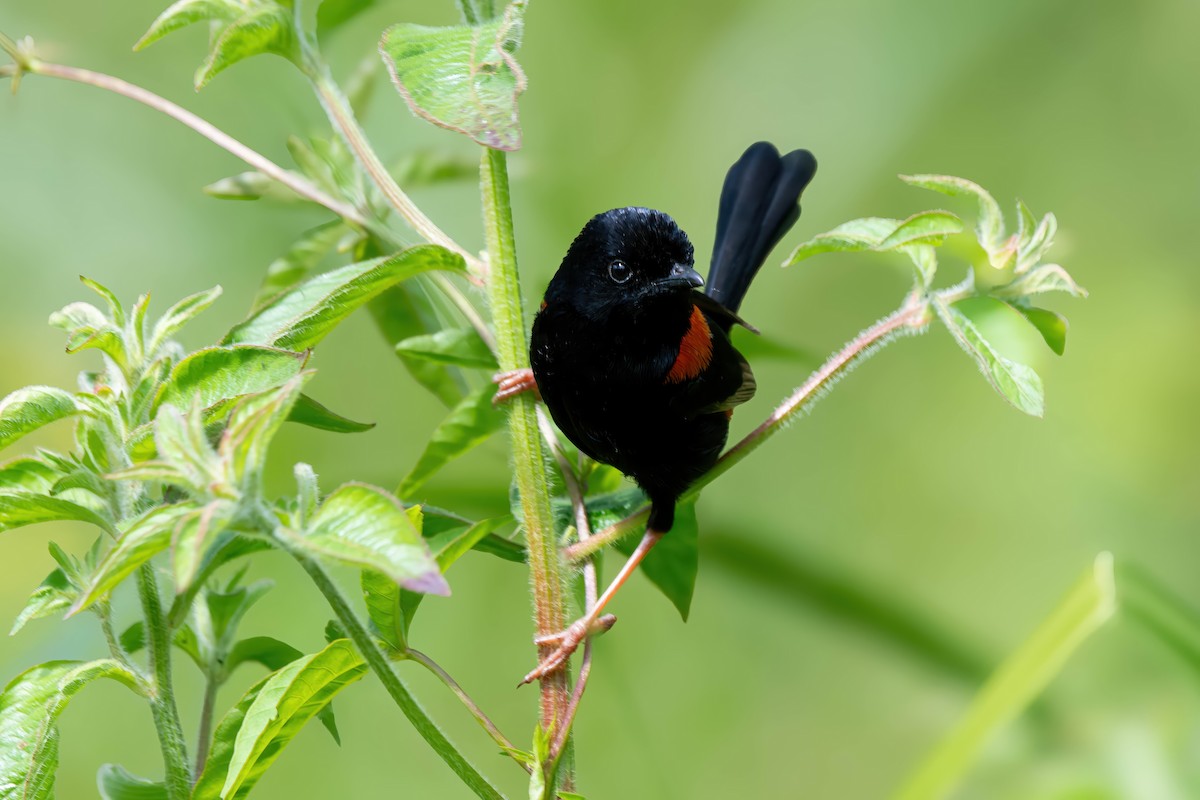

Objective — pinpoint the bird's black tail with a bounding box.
[706,142,817,319]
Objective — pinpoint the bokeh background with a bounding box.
[3,1,1199,797]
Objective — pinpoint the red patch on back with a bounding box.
[540,299,548,311]
[665,305,713,384]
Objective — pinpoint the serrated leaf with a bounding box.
[380,2,527,150]
[290,483,448,595]
[877,210,964,250]
[286,393,375,434]
[10,568,73,635]
[900,174,1006,258]
[203,170,307,203]
[253,221,348,312]
[69,503,199,616]
[97,763,167,800]
[614,499,698,621]
[0,386,82,453]
[0,492,115,536]
[1013,306,1068,356]
[397,386,504,497]
[192,640,366,800]
[395,328,497,369]
[225,245,466,352]
[0,456,62,494]
[147,285,222,357]
[195,5,300,90]
[153,345,306,415]
[0,660,144,800]
[935,299,1045,417]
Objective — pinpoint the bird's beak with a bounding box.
[658,263,705,290]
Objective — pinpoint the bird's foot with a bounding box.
[492,368,540,404]
[520,614,617,686]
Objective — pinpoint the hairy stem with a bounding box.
[565,295,932,562]
[406,648,527,770]
[293,551,506,800]
[137,565,192,800]
[20,61,365,225]
[480,149,570,784]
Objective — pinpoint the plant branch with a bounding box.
[292,549,506,800]
[310,68,480,271]
[480,148,571,785]
[137,565,193,800]
[193,674,219,781]
[406,648,528,772]
[564,293,933,562]
[16,60,367,226]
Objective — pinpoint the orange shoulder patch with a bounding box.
[665,305,713,384]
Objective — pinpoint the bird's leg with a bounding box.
[492,368,540,404]
[520,529,664,686]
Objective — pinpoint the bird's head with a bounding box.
[545,207,703,322]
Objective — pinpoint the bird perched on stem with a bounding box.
[496,142,817,684]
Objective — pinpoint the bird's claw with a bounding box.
[492,368,540,405]
[520,615,617,685]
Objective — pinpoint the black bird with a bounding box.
[496,142,817,682]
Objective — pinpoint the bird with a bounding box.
[495,142,817,684]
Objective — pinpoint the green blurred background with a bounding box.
[3,1,1199,797]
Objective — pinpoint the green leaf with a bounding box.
[1011,305,1068,356]
[316,0,376,37]
[203,170,307,203]
[194,4,299,89]
[783,217,898,264]
[287,393,375,433]
[192,640,366,800]
[0,660,144,800]
[0,456,62,494]
[391,150,480,188]
[0,387,81,453]
[935,299,1044,417]
[147,285,223,357]
[288,483,448,595]
[10,568,73,635]
[48,302,128,370]
[361,568,407,652]
[172,500,237,594]
[395,328,497,369]
[69,503,198,616]
[0,492,115,536]
[615,499,698,621]
[153,345,307,415]
[1016,211,1058,274]
[398,386,504,496]
[996,263,1087,299]
[253,221,348,312]
[380,2,528,150]
[225,245,466,352]
[294,463,319,527]
[218,377,307,493]
[80,277,126,327]
[167,535,274,628]
[895,554,1117,800]
[877,210,964,250]
[97,764,167,800]
[372,282,464,407]
[226,635,302,675]
[134,0,241,50]
[899,173,1007,260]
[144,404,222,495]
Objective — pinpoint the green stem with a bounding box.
[136,565,192,800]
[480,148,571,787]
[193,674,218,781]
[293,551,507,800]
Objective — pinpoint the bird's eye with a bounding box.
[608,260,631,284]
